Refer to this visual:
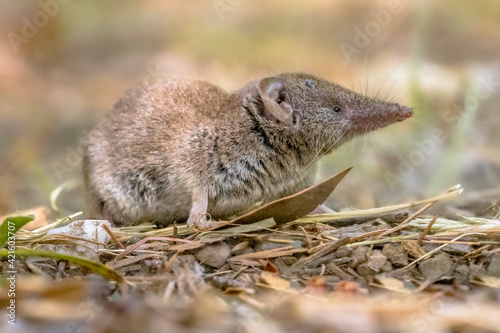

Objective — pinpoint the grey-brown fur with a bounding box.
[83,72,413,229]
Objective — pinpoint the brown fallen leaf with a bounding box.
[212,168,351,230]
[264,261,279,274]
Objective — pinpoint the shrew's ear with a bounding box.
[258,77,294,126]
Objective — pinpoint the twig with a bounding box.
[172,222,178,238]
[299,226,312,249]
[114,237,192,261]
[109,253,163,269]
[350,229,387,243]
[417,215,438,245]
[377,202,435,238]
[376,186,461,238]
[293,185,463,224]
[228,246,306,262]
[404,233,486,269]
[463,245,492,259]
[102,224,125,249]
[288,238,350,273]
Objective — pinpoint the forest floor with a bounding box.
[1,170,499,333]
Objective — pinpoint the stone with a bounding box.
[382,243,409,267]
[453,264,470,283]
[469,263,487,278]
[351,246,369,268]
[334,246,353,258]
[419,253,453,281]
[356,263,377,278]
[487,252,500,277]
[380,260,393,273]
[366,250,387,273]
[195,242,231,268]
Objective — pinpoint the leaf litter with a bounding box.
[1,168,500,332]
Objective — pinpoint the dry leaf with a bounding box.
[264,261,279,274]
[214,168,351,229]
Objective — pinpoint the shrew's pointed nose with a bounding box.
[396,105,413,121]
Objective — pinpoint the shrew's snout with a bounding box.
[396,105,413,122]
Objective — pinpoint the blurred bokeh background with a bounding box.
[0,0,499,217]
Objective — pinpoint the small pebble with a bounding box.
[454,264,470,283]
[195,242,231,268]
[356,263,377,278]
[487,252,500,277]
[350,246,369,268]
[419,253,453,281]
[382,243,409,267]
[469,263,487,278]
[334,246,353,258]
[367,250,387,273]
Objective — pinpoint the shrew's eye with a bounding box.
[333,106,341,112]
[305,80,315,88]
[278,90,286,103]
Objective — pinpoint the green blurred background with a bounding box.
[0,0,499,216]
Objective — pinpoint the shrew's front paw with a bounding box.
[187,213,210,230]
